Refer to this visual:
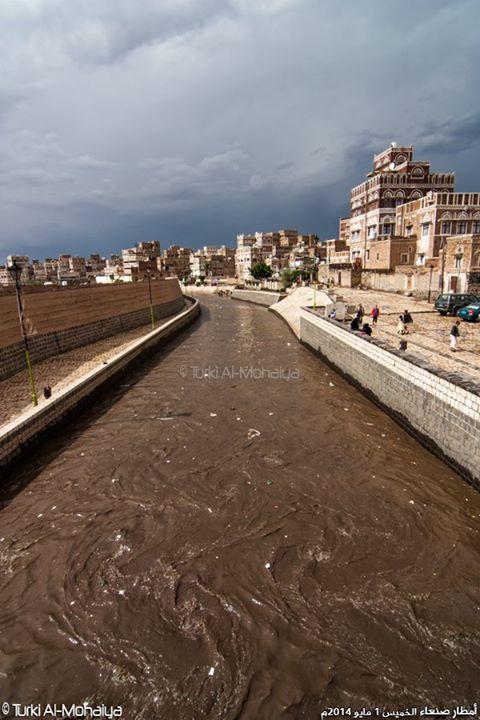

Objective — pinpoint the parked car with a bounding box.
[458,303,480,322]
[434,293,479,316]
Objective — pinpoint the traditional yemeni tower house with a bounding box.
[343,143,455,265]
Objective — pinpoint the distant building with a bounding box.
[6,255,32,283]
[235,229,319,282]
[162,245,192,279]
[190,252,206,279]
[122,241,161,281]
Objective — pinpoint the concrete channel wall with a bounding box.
[231,289,286,306]
[0,298,200,468]
[300,308,480,484]
[0,279,184,380]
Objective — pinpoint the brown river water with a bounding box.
[1,295,480,718]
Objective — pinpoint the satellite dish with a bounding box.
[391,141,397,148]
[389,162,396,171]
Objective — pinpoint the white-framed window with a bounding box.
[400,253,409,264]
[455,255,462,269]
[441,221,452,235]
[473,221,480,234]
[406,225,413,236]
[351,230,361,242]
[421,223,430,238]
[368,225,377,239]
[458,221,467,234]
[383,223,392,235]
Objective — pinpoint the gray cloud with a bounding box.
[1,0,479,259]
[419,113,480,155]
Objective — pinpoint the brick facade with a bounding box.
[0,279,184,379]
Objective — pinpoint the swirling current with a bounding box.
[1,295,480,718]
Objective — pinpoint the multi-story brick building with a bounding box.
[345,143,454,266]
[190,245,236,280]
[396,192,480,263]
[161,245,192,279]
[190,252,206,279]
[443,234,480,294]
[235,229,318,282]
[122,241,161,281]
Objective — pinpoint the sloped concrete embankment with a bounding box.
[0,297,200,468]
[269,287,333,336]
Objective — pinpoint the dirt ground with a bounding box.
[0,319,175,427]
[333,287,480,382]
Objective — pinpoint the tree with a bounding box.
[280,268,295,288]
[250,262,272,280]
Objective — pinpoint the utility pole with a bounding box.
[8,261,38,406]
[145,269,155,330]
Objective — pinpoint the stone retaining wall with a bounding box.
[0,298,200,468]
[231,289,287,306]
[0,279,184,380]
[300,308,480,484]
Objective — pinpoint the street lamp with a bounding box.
[145,269,155,330]
[427,263,435,303]
[8,261,38,406]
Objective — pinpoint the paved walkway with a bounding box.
[334,288,480,381]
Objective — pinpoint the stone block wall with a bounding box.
[0,279,184,379]
[0,298,200,467]
[231,289,287,306]
[300,308,480,483]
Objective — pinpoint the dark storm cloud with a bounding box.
[419,113,480,155]
[1,0,480,259]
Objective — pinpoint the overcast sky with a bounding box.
[1,0,479,261]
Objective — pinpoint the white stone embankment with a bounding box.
[231,289,287,307]
[299,308,480,485]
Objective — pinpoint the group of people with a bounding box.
[345,296,464,353]
[396,310,413,335]
[350,303,380,336]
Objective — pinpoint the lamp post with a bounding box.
[145,269,155,330]
[427,263,434,303]
[8,261,38,406]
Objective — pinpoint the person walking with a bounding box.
[450,320,460,352]
[357,303,365,323]
[371,304,380,325]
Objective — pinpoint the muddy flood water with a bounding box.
[1,295,480,719]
